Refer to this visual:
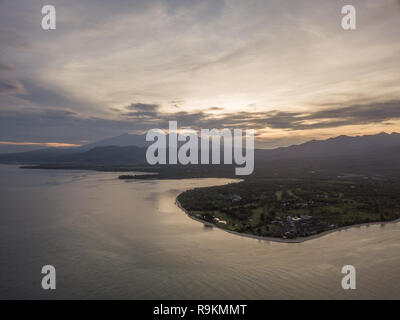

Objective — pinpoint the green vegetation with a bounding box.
[177,177,400,239]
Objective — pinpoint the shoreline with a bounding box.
[175,197,400,244]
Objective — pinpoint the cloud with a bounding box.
[17,80,84,108]
[0,30,30,50]
[122,103,160,118]
[0,141,81,147]
[1,99,400,151]
[207,106,224,111]
[125,103,160,112]
[0,78,25,95]
[162,0,225,23]
[0,60,14,72]
[0,0,399,152]
[118,99,400,131]
[263,101,400,130]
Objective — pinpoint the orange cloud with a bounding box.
[0,141,81,148]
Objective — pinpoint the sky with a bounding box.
[0,0,400,152]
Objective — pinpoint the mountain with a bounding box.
[1,132,399,177]
[253,132,400,177]
[77,133,149,150]
[0,132,208,163]
[0,133,149,163]
[0,147,77,163]
[69,146,147,165]
[257,132,400,159]
[0,145,147,165]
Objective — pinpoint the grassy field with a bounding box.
[177,176,400,238]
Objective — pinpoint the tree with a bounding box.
[269,210,276,219]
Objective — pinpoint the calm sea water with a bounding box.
[0,164,399,299]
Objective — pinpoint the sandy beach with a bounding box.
[175,197,400,244]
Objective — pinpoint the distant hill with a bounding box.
[0,145,147,165]
[1,132,399,176]
[77,133,149,150]
[254,132,400,177]
[0,132,207,163]
[258,132,400,158]
[65,145,147,165]
[0,147,77,163]
[0,133,149,163]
